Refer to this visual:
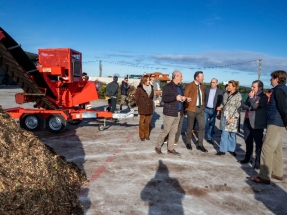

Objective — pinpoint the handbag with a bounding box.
[216,111,221,120]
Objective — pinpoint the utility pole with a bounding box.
[99,60,102,77]
[258,59,262,80]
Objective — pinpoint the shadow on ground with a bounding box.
[236,143,287,214]
[141,160,185,215]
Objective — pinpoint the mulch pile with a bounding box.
[0,106,87,215]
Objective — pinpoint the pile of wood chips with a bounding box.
[0,106,87,215]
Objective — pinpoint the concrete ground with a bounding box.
[1,86,287,215]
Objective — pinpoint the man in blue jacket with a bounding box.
[251,70,287,184]
[155,70,191,155]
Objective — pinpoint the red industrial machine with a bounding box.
[0,27,129,133]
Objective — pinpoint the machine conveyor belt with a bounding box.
[0,27,58,110]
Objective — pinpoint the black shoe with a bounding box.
[253,163,260,170]
[140,138,145,141]
[186,143,192,150]
[155,147,163,154]
[228,151,237,157]
[240,159,251,164]
[196,145,208,152]
[215,151,225,156]
[207,140,213,145]
[167,149,180,155]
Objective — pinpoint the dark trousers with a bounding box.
[243,119,264,165]
[108,97,117,113]
[186,107,205,146]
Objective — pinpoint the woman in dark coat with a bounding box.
[135,75,154,141]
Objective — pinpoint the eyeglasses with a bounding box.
[210,82,216,83]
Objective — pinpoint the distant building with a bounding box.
[128,74,142,79]
[146,72,170,82]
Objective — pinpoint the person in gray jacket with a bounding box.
[240,80,268,169]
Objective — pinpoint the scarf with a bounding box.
[143,84,152,97]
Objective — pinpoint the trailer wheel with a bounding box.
[46,114,67,133]
[20,114,44,131]
[98,125,105,131]
[68,120,82,125]
[2,78,7,85]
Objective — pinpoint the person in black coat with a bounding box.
[240,80,268,169]
[155,70,191,155]
[106,76,119,113]
[120,77,131,110]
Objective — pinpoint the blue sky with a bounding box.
[1,0,287,87]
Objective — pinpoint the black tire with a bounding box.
[2,78,7,85]
[68,120,82,125]
[20,114,44,131]
[98,125,105,131]
[46,114,67,133]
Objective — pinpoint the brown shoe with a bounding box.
[146,137,150,140]
[155,147,163,154]
[251,176,270,184]
[174,141,178,146]
[167,149,180,155]
[271,174,283,180]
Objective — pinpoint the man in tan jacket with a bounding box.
[184,71,208,152]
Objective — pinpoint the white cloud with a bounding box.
[151,50,287,76]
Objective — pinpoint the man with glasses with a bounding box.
[240,80,267,169]
[204,78,223,144]
[150,74,161,107]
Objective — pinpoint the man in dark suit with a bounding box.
[240,80,268,169]
[204,78,223,144]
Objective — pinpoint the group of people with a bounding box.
[134,69,287,185]
[106,76,132,113]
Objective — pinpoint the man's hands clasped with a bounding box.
[176,95,191,102]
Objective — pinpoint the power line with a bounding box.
[83,59,166,70]
[83,59,259,71]
[188,59,258,70]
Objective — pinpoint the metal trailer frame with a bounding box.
[0,27,135,133]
